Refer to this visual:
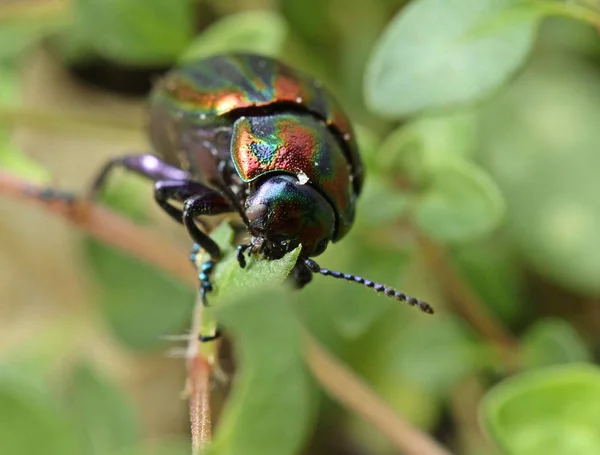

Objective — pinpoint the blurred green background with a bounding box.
[1,0,600,454]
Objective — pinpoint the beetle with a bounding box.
[80,53,433,339]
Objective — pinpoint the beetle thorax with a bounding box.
[244,174,335,259]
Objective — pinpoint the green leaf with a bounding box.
[481,364,600,455]
[413,161,505,242]
[376,110,479,181]
[520,318,592,370]
[206,287,314,455]
[180,11,288,63]
[84,239,194,350]
[196,225,313,455]
[64,363,139,455]
[0,10,66,60]
[391,316,481,395]
[479,54,600,295]
[0,366,81,455]
[354,178,409,229]
[452,238,525,323]
[59,0,194,64]
[365,0,541,117]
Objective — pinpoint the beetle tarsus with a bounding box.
[303,258,434,314]
[199,327,221,342]
[236,244,250,269]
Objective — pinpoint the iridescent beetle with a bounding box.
[87,53,433,339]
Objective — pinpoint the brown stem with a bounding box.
[188,354,212,454]
[418,234,518,370]
[302,329,453,455]
[0,170,452,453]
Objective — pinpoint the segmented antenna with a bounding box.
[304,258,434,314]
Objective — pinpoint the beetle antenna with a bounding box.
[304,258,434,314]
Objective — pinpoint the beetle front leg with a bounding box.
[88,154,190,200]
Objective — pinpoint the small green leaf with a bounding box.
[354,179,409,229]
[452,239,525,323]
[180,11,288,63]
[391,316,481,395]
[481,364,600,455]
[60,0,194,64]
[377,110,479,181]
[365,0,541,117]
[0,366,81,455]
[193,224,312,455]
[413,161,505,242]
[64,363,139,455]
[520,318,592,370]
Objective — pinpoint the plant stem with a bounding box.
[418,234,519,371]
[0,169,453,454]
[302,329,453,455]
[188,354,212,454]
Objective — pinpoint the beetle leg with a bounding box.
[153,179,230,225]
[88,154,190,200]
[236,244,251,269]
[288,258,313,289]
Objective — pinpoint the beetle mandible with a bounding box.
[86,53,433,339]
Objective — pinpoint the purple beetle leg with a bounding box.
[88,154,190,200]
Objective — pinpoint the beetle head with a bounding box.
[245,174,335,259]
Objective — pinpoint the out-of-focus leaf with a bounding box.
[195,225,312,455]
[354,179,409,229]
[0,143,52,182]
[376,110,479,181]
[345,378,439,452]
[452,238,525,323]
[280,0,334,51]
[59,0,194,64]
[0,11,66,60]
[0,366,81,455]
[82,169,193,350]
[64,363,139,455]
[180,11,288,63]
[481,364,600,455]
[479,55,600,295]
[113,439,191,455]
[390,316,481,395]
[414,161,505,242]
[365,0,540,117]
[84,239,194,351]
[520,318,592,369]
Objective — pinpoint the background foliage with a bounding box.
[1,0,600,454]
